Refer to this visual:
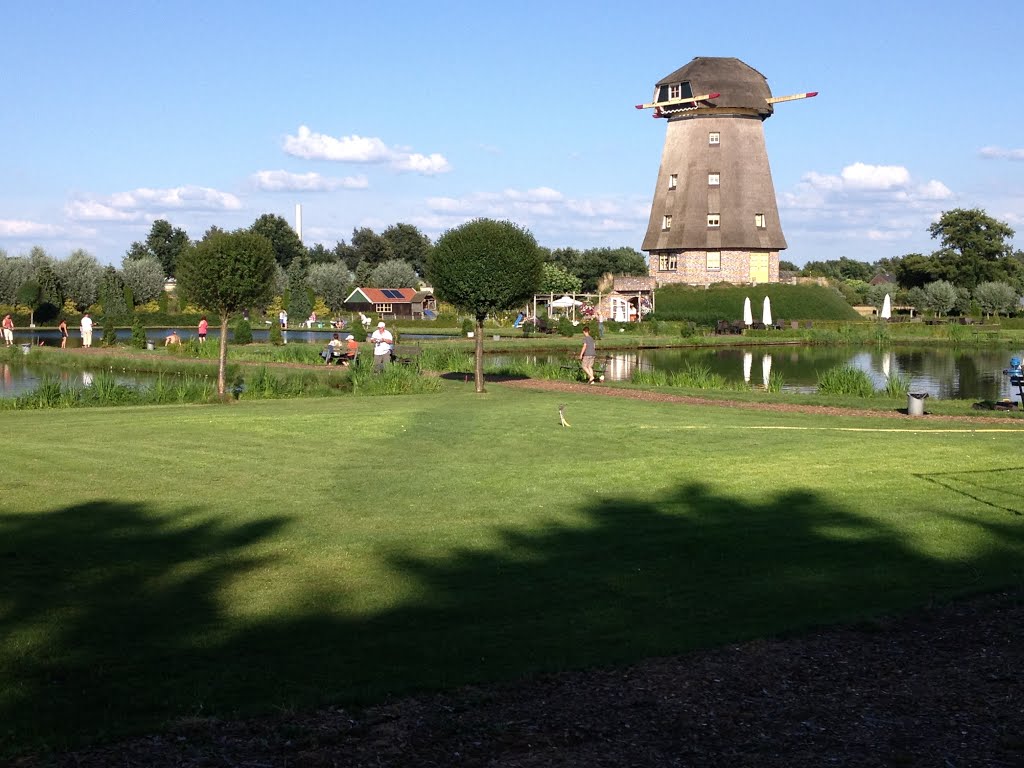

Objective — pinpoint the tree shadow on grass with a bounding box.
[3,481,1022,759]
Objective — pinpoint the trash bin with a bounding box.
[20,343,31,355]
[145,341,155,351]
[907,392,928,416]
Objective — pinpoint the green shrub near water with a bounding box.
[101,316,118,347]
[817,365,876,397]
[269,322,284,346]
[233,318,253,345]
[130,319,147,349]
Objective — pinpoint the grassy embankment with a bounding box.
[2,387,1023,758]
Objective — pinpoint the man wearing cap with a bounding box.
[369,321,393,371]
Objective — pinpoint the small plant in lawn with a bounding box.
[269,322,284,346]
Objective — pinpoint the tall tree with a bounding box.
[126,219,191,278]
[538,262,583,294]
[120,255,166,305]
[381,223,432,276]
[308,262,352,314]
[177,229,276,395]
[368,258,418,289]
[351,227,394,268]
[286,258,312,321]
[98,266,129,319]
[428,219,543,392]
[55,249,103,310]
[923,280,958,317]
[250,214,306,270]
[928,208,1017,289]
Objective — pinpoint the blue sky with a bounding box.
[2,0,1022,267]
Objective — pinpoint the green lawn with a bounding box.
[2,387,1023,757]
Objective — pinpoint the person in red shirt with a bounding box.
[197,316,209,343]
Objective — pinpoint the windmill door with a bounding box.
[749,253,769,284]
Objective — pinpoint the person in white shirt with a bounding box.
[80,313,94,348]
[369,321,394,371]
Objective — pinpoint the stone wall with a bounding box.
[648,250,779,287]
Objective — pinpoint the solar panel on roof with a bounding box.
[385,289,404,299]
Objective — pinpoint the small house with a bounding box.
[343,287,436,319]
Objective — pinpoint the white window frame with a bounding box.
[659,253,678,271]
[707,214,720,228]
[706,251,721,271]
[669,84,681,100]
[709,132,720,145]
[708,172,720,186]
[374,303,393,314]
[662,214,672,231]
[754,213,766,228]
[668,173,678,190]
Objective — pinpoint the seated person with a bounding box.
[343,334,359,364]
[164,331,181,346]
[322,333,344,364]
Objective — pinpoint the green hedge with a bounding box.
[652,284,862,324]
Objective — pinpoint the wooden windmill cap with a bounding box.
[656,57,773,117]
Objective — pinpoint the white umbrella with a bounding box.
[743,297,753,327]
[743,351,752,383]
[762,354,773,388]
[762,296,772,326]
[881,293,892,320]
[549,295,582,308]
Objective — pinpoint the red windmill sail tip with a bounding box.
[635,104,644,109]
[807,91,819,98]
[707,92,721,99]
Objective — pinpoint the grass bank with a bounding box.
[1,388,1022,758]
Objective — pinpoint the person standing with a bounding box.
[279,309,288,329]
[58,318,68,349]
[197,316,208,343]
[579,324,597,384]
[370,321,394,371]
[80,312,94,348]
[2,314,13,347]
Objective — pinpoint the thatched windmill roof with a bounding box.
[656,57,774,118]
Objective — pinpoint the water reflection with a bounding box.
[492,345,1024,400]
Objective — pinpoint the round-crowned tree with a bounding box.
[428,219,543,392]
[177,229,276,395]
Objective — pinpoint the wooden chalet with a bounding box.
[343,287,436,319]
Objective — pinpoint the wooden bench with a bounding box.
[391,344,422,366]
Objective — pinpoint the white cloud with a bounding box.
[0,219,65,237]
[283,126,451,175]
[66,185,242,222]
[252,170,368,192]
[979,146,1024,161]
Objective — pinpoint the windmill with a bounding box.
[636,57,816,287]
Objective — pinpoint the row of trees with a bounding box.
[787,209,1024,308]
[121,215,647,293]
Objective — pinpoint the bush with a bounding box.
[269,322,284,346]
[461,317,474,335]
[817,366,875,397]
[233,318,253,345]
[557,316,575,337]
[130,319,147,349]
[101,316,118,347]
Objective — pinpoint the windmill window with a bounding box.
[709,132,720,145]
[669,84,681,100]
[662,215,672,231]
[707,214,720,228]
[754,213,766,228]
[659,253,678,271]
[374,303,393,313]
[708,172,720,186]
[706,251,721,271]
[669,174,678,190]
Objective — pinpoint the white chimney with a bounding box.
[295,203,303,241]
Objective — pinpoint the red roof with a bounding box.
[351,287,417,303]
